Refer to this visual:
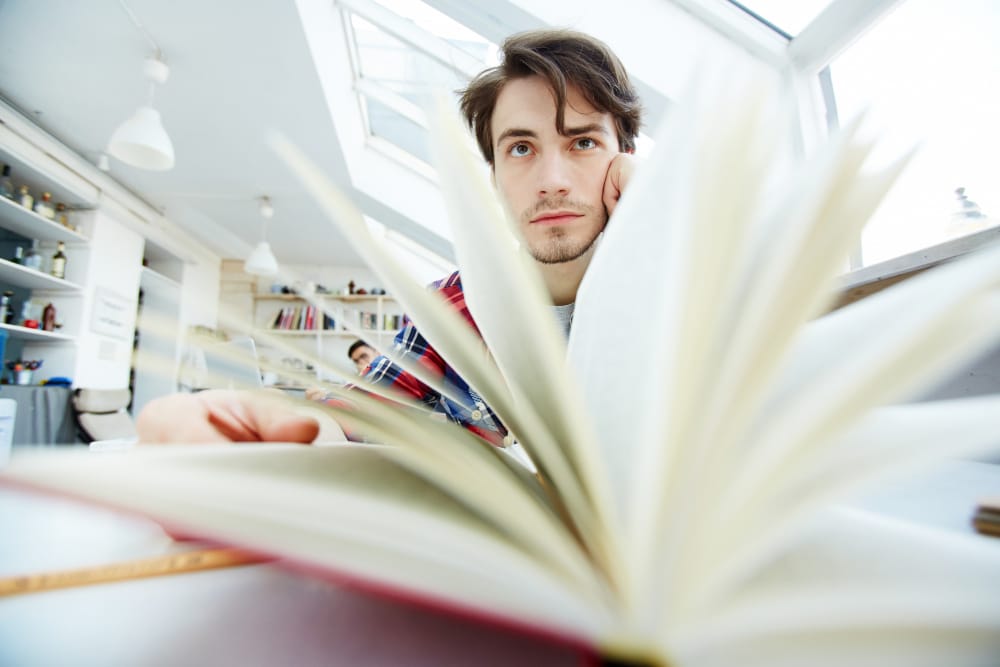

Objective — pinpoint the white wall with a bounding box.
[72,210,144,389]
[180,258,221,330]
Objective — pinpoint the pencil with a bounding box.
[0,547,270,597]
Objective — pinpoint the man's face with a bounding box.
[350,345,376,374]
[490,75,620,264]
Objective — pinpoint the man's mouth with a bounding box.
[530,210,583,225]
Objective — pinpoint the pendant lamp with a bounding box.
[108,56,175,171]
[245,197,279,276]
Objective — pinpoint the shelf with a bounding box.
[834,224,1000,310]
[255,329,394,338]
[253,293,393,302]
[257,329,327,337]
[0,322,75,342]
[0,258,82,292]
[254,293,307,302]
[0,141,98,207]
[0,196,88,244]
[334,294,391,301]
[140,266,180,290]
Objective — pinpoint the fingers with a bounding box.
[602,153,636,217]
[304,386,328,401]
[202,391,319,443]
[254,412,321,443]
[136,390,319,444]
[137,392,234,444]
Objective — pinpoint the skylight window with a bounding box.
[342,0,497,169]
[371,0,496,61]
[728,0,837,36]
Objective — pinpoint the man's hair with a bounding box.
[459,29,642,165]
[347,339,371,359]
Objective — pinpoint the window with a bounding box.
[344,1,497,168]
[829,0,1000,265]
[728,0,837,36]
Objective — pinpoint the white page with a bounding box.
[684,395,1000,613]
[668,507,1000,667]
[3,444,613,639]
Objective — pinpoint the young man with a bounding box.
[303,340,378,402]
[347,340,377,375]
[137,29,641,445]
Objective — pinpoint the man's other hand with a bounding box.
[602,152,635,217]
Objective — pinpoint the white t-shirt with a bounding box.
[552,302,575,338]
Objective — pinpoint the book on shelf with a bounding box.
[5,81,1000,666]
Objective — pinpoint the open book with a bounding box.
[5,78,1000,666]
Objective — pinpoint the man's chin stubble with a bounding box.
[528,232,601,265]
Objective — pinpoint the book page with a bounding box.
[2,444,613,639]
[667,507,1000,667]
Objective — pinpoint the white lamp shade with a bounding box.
[108,106,175,171]
[244,241,279,276]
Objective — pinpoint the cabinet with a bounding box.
[0,154,91,383]
[252,293,402,382]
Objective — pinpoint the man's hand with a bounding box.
[137,390,320,444]
[603,152,636,217]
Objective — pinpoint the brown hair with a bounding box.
[459,29,642,164]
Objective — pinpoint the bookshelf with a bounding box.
[252,292,402,382]
[0,144,92,383]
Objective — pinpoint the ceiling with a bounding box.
[0,0,387,267]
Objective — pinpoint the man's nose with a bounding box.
[536,153,571,196]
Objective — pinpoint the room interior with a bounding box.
[0,0,995,414]
[0,1,999,662]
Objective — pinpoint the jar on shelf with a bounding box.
[19,299,36,327]
[0,164,13,200]
[22,241,42,271]
[0,291,11,324]
[16,185,33,210]
[55,203,71,228]
[33,192,55,220]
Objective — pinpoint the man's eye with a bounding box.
[509,143,533,157]
[574,138,596,150]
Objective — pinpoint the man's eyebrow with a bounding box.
[564,123,610,137]
[495,128,537,146]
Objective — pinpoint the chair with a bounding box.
[72,388,138,445]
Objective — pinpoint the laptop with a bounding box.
[200,336,264,390]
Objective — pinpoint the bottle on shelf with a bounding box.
[33,192,55,220]
[55,203,70,228]
[0,291,11,324]
[0,164,13,200]
[19,299,34,327]
[16,185,33,210]
[22,241,42,271]
[50,241,67,279]
[11,246,23,265]
[42,302,57,332]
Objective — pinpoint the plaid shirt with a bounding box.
[359,272,509,446]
